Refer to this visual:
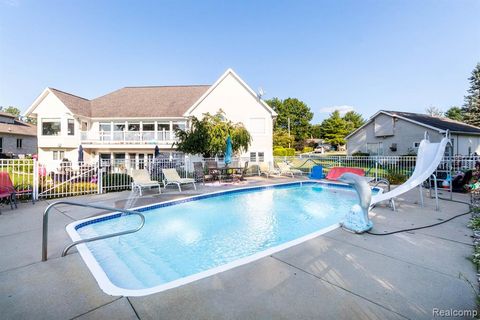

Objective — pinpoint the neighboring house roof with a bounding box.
[346,110,480,139]
[49,88,92,117]
[91,85,210,118]
[0,111,16,119]
[384,111,480,134]
[0,119,36,136]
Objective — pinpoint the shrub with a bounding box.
[102,173,133,191]
[303,147,314,153]
[386,170,407,185]
[273,147,287,156]
[469,217,480,230]
[285,148,295,156]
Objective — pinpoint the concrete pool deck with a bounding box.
[0,177,477,319]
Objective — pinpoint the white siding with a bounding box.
[188,73,274,163]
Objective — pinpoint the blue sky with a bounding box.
[0,0,479,123]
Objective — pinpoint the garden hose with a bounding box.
[366,197,472,236]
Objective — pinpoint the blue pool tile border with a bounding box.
[75,181,380,231]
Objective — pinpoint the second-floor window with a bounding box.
[16,139,22,148]
[67,119,74,135]
[42,118,61,136]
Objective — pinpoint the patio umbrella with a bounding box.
[78,145,84,164]
[154,145,160,158]
[224,136,232,166]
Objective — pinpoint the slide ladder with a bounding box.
[371,132,451,210]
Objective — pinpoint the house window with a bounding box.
[128,123,140,131]
[258,152,265,162]
[53,150,65,160]
[0,137,3,153]
[366,142,384,156]
[99,123,111,132]
[42,118,61,135]
[16,139,22,149]
[250,152,257,162]
[142,123,154,131]
[67,119,74,135]
[81,121,88,131]
[172,122,186,131]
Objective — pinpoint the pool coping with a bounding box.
[66,180,382,297]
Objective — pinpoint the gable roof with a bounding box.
[183,68,277,117]
[90,85,210,118]
[346,110,480,139]
[0,119,36,137]
[49,88,92,117]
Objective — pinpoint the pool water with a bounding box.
[71,182,364,296]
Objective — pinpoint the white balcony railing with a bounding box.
[80,130,177,144]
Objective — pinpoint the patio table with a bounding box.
[208,166,243,182]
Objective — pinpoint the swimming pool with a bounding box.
[67,181,377,296]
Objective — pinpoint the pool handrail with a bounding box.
[42,201,145,261]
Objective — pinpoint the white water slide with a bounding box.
[371,135,450,208]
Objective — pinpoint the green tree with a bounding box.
[463,63,480,127]
[0,106,21,118]
[343,111,365,132]
[174,111,251,158]
[273,128,295,148]
[311,124,322,138]
[266,97,313,141]
[444,106,464,122]
[319,111,350,148]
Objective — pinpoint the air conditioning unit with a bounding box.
[389,143,397,152]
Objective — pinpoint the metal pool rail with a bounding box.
[42,201,145,261]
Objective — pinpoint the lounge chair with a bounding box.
[162,168,196,191]
[258,162,279,178]
[276,162,303,178]
[325,167,365,181]
[130,169,161,196]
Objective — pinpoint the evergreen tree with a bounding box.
[444,106,464,122]
[319,111,350,148]
[463,63,480,127]
[343,111,365,132]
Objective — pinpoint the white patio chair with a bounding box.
[258,162,280,178]
[130,169,161,196]
[162,168,196,192]
[276,162,303,178]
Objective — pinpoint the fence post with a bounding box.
[97,162,103,194]
[33,158,39,201]
[375,160,378,181]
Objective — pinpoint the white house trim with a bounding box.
[183,68,277,117]
[23,88,55,117]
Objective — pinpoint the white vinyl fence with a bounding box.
[0,155,477,201]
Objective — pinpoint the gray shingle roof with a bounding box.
[384,110,480,134]
[49,85,211,118]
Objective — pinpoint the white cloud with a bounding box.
[319,105,355,116]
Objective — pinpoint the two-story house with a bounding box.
[0,112,37,158]
[24,69,276,168]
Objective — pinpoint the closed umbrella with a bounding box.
[78,145,84,164]
[224,136,232,166]
[154,145,160,158]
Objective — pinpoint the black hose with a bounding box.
[366,196,472,236]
